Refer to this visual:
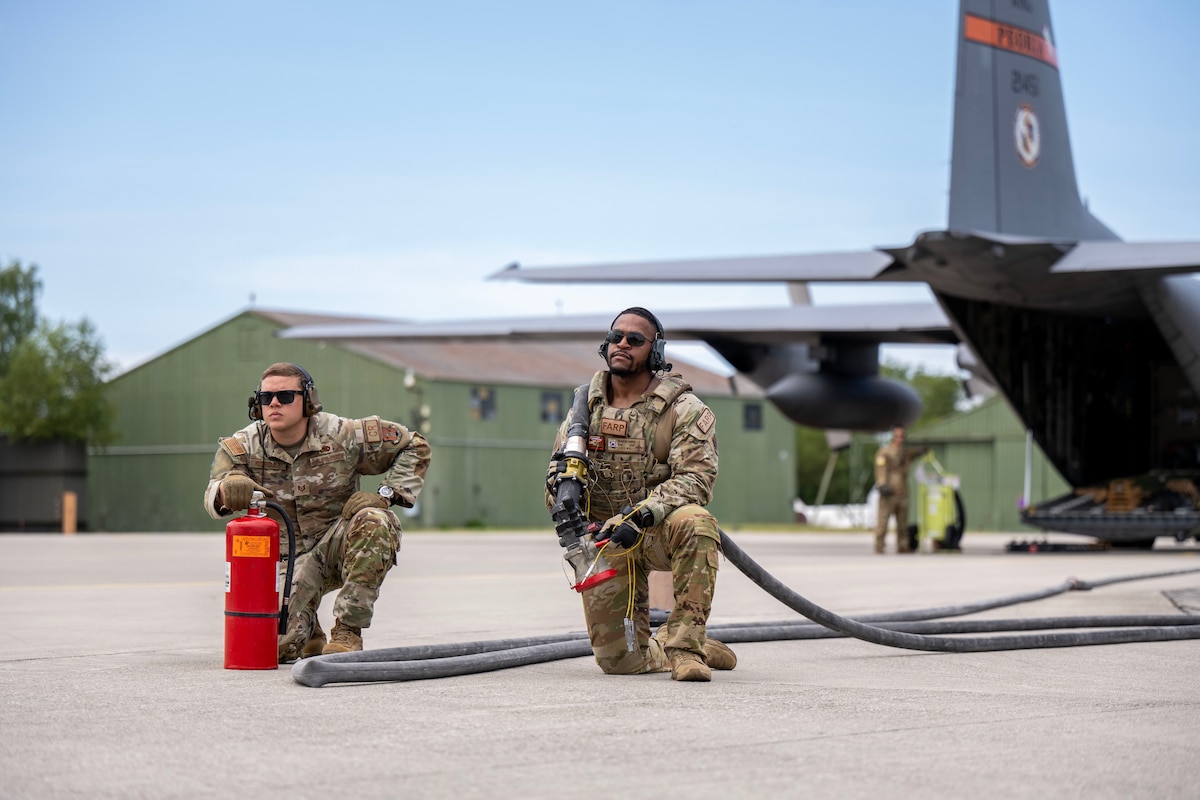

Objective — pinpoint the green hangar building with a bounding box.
[88,309,796,532]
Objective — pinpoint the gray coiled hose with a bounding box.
[292,529,1200,687]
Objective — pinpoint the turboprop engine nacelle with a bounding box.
[765,372,921,431]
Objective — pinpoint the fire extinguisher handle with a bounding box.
[264,501,297,635]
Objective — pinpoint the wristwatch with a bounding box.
[377,485,396,505]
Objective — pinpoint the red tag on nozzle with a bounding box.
[574,569,619,593]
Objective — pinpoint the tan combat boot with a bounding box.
[301,619,327,659]
[704,638,737,671]
[321,620,362,654]
[670,651,711,682]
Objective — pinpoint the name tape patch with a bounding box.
[606,438,645,454]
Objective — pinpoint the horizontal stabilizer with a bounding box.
[1052,241,1200,274]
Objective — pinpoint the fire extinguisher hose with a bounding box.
[291,528,1200,687]
[264,500,297,635]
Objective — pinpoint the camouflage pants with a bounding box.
[278,508,401,649]
[580,504,721,674]
[875,496,910,553]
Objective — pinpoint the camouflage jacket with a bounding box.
[548,371,718,524]
[204,412,431,554]
[874,442,927,495]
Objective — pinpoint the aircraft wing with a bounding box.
[278,314,616,342]
[490,250,904,283]
[278,303,956,347]
[489,238,1200,296]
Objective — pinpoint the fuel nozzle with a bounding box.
[552,494,618,592]
[549,384,618,592]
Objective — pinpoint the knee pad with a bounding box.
[667,505,721,544]
[345,508,396,543]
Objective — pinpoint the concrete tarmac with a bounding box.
[2,529,1199,799]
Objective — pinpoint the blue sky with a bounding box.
[2,0,1197,377]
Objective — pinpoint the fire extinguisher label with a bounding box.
[225,562,231,592]
[232,535,272,558]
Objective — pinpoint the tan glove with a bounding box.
[341,490,389,519]
[219,474,273,511]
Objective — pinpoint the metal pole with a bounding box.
[814,451,839,507]
[1022,430,1033,509]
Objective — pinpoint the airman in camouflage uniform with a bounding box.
[546,308,736,682]
[204,363,430,660]
[873,425,927,554]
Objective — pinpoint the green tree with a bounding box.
[794,428,881,506]
[0,260,114,444]
[794,424,835,504]
[0,260,40,375]
[881,359,964,427]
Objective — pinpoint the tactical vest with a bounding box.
[585,374,689,520]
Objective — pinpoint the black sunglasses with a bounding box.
[605,329,649,347]
[256,390,303,406]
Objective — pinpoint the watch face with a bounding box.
[378,486,394,499]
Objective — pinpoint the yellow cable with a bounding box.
[597,538,639,619]
[593,499,656,628]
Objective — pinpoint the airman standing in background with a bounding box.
[873,425,927,554]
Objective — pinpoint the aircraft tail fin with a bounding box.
[947,0,1117,241]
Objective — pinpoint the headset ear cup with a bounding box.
[248,393,262,421]
[598,342,608,361]
[286,364,321,416]
[651,339,666,372]
[303,381,322,416]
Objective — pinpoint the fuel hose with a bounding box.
[292,528,1200,687]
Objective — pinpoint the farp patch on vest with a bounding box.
[693,409,716,437]
[600,418,627,437]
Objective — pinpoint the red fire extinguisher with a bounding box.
[224,491,295,670]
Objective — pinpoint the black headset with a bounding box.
[598,307,671,373]
[247,363,323,421]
